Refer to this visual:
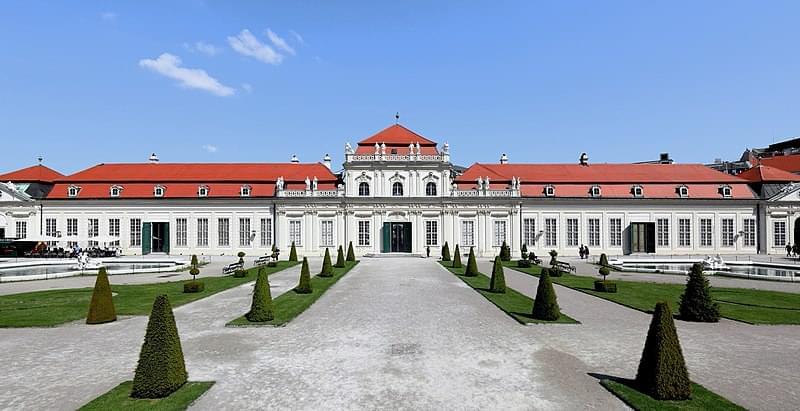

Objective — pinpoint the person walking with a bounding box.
[787,244,792,257]
[584,245,590,259]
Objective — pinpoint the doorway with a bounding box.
[794,218,800,248]
[151,222,170,254]
[382,222,412,253]
[630,222,655,253]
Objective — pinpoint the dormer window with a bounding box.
[240,185,251,197]
[632,185,644,198]
[589,185,601,198]
[544,185,555,197]
[720,185,732,198]
[68,185,80,198]
[109,185,122,198]
[198,185,209,197]
[677,185,689,198]
[154,185,165,197]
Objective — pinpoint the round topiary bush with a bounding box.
[86,267,117,325]
[635,302,691,400]
[183,281,205,293]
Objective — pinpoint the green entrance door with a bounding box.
[630,222,656,253]
[142,222,151,255]
[381,222,412,253]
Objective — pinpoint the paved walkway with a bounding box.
[476,259,800,410]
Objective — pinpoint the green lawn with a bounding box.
[0,261,298,328]
[79,381,214,411]
[228,261,359,327]
[601,379,745,411]
[439,262,577,324]
[503,262,800,325]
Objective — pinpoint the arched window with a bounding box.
[358,182,370,196]
[426,182,437,196]
[392,182,404,196]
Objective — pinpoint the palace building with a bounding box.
[3,123,794,258]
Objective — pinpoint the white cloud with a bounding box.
[227,29,283,65]
[100,11,117,21]
[202,144,218,153]
[138,53,235,97]
[289,30,305,45]
[241,83,253,93]
[184,41,221,56]
[266,29,295,55]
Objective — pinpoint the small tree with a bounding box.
[464,247,479,277]
[489,256,506,293]
[521,244,528,260]
[131,295,188,398]
[599,266,610,282]
[189,255,200,281]
[320,248,333,277]
[499,241,511,261]
[271,244,280,261]
[532,268,560,321]
[548,249,558,269]
[599,253,609,267]
[245,267,274,322]
[442,242,451,261]
[679,263,720,322]
[335,245,346,268]
[237,251,246,266]
[452,244,462,268]
[288,242,298,262]
[294,257,312,294]
[635,302,691,400]
[190,254,199,268]
[346,241,355,262]
[86,267,117,324]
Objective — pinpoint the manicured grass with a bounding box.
[439,262,578,324]
[503,262,800,325]
[0,261,298,328]
[79,381,214,411]
[228,261,359,327]
[601,379,745,411]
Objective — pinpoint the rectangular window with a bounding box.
[197,218,209,247]
[176,218,187,247]
[218,218,230,247]
[130,218,141,247]
[679,218,692,247]
[774,221,786,247]
[545,218,558,247]
[609,218,622,247]
[700,218,713,247]
[320,220,334,247]
[108,218,120,246]
[67,218,78,237]
[566,218,579,247]
[523,218,536,247]
[260,218,272,247]
[425,220,438,246]
[721,218,735,247]
[493,220,507,247]
[45,218,58,246]
[743,218,756,247]
[358,220,370,246]
[289,220,302,246]
[657,218,670,247]
[587,218,600,247]
[15,221,27,239]
[461,220,475,247]
[87,218,99,247]
[239,218,251,246]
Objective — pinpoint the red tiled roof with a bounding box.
[737,165,800,183]
[758,154,800,173]
[0,164,64,183]
[358,124,438,146]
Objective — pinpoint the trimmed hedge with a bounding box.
[531,268,561,321]
[517,259,531,268]
[464,247,479,277]
[335,245,346,268]
[233,269,247,278]
[294,257,312,294]
[594,280,617,293]
[288,242,298,262]
[489,256,506,293]
[636,302,691,400]
[679,263,720,322]
[442,242,451,261]
[182,281,205,293]
[452,244,462,268]
[86,267,117,324]
[131,295,188,399]
[245,267,274,322]
[319,248,333,277]
[346,241,355,262]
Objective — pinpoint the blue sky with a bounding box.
[1,1,799,174]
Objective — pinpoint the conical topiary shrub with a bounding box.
[131,295,188,399]
[294,257,312,294]
[319,248,333,277]
[346,241,355,262]
[521,243,528,259]
[86,267,117,324]
[599,253,609,267]
[288,242,298,262]
[335,245,346,268]
[531,268,560,321]
[452,244,462,268]
[246,267,274,322]
[499,241,511,261]
[442,242,451,261]
[464,247,479,277]
[635,302,691,400]
[679,263,720,322]
[489,256,506,293]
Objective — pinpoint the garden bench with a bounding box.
[553,260,576,273]
[254,256,272,266]
[222,261,243,275]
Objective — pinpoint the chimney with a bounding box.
[579,152,589,166]
[290,154,300,163]
[323,153,332,169]
[149,153,160,163]
[499,153,508,164]
[659,152,672,164]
